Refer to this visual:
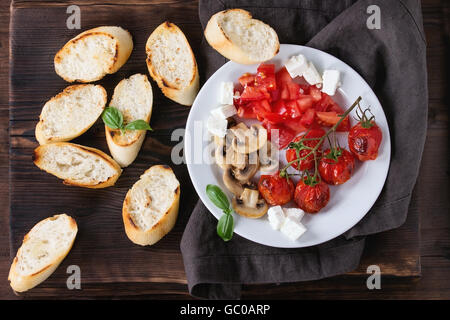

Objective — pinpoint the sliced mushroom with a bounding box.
[232,188,268,218]
[231,123,268,154]
[232,151,259,181]
[223,165,245,196]
[212,117,237,146]
[215,144,246,170]
[259,141,279,173]
[223,166,256,196]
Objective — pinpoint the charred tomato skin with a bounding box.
[294,179,330,213]
[258,173,295,206]
[319,148,355,185]
[285,128,326,171]
[348,122,382,161]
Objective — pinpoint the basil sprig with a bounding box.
[102,107,152,134]
[206,184,234,241]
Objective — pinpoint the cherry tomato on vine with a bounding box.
[348,121,382,161]
[294,178,330,213]
[285,128,326,171]
[258,172,295,206]
[319,148,355,185]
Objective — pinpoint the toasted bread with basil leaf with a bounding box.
[104,74,153,168]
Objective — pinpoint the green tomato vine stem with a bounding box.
[279,96,362,183]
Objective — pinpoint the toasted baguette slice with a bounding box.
[123,165,180,246]
[105,74,153,167]
[54,26,133,82]
[204,9,280,64]
[8,214,78,292]
[33,142,122,188]
[35,84,107,145]
[146,22,199,106]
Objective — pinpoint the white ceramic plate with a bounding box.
[185,44,391,248]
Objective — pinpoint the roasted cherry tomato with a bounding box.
[285,128,326,171]
[294,178,330,213]
[258,173,294,206]
[348,121,382,161]
[319,148,355,185]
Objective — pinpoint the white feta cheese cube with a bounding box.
[283,208,305,222]
[284,54,308,78]
[220,82,234,105]
[267,206,286,230]
[302,62,323,85]
[211,104,237,119]
[321,70,341,96]
[206,115,228,138]
[280,217,307,241]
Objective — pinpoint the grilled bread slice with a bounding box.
[33,142,122,188]
[54,26,133,83]
[204,9,279,64]
[123,165,180,246]
[145,22,199,106]
[8,214,78,293]
[105,74,153,167]
[35,84,107,145]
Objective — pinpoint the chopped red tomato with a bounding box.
[283,118,307,134]
[285,100,301,118]
[301,108,315,126]
[238,73,255,87]
[237,106,256,119]
[309,86,322,101]
[263,121,296,149]
[296,95,314,111]
[233,63,348,148]
[287,82,300,100]
[255,64,276,90]
[240,86,266,102]
[316,111,350,131]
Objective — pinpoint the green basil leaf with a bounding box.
[206,184,230,212]
[102,107,123,130]
[124,120,152,131]
[217,213,234,241]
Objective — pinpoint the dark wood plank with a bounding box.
[8,0,201,289]
[0,0,448,300]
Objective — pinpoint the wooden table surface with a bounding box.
[0,0,449,299]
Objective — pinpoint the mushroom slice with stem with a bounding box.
[215,144,246,170]
[231,123,268,154]
[232,188,268,218]
[259,141,279,173]
[222,165,256,196]
[232,151,259,181]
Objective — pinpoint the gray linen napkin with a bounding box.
[180,0,427,299]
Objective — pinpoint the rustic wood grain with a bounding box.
[9,1,201,289]
[0,0,448,300]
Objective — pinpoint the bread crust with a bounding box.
[145,22,199,106]
[35,84,107,145]
[105,127,146,168]
[8,214,78,293]
[122,165,180,246]
[33,142,122,188]
[54,26,133,83]
[204,9,280,65]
